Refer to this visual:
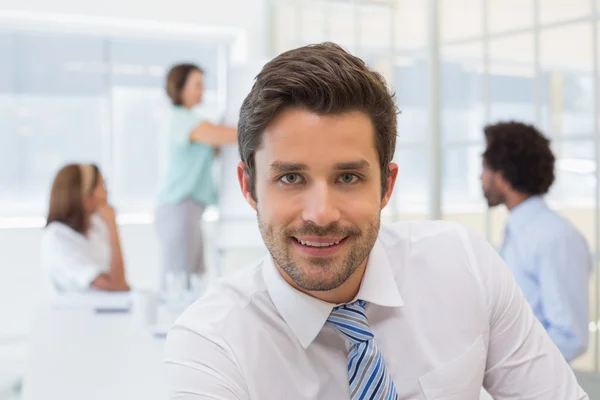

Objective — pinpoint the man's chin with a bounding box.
[293,275,347,292]
[487,200,502,208]
[285,261,347,291]
[483,196,500,208]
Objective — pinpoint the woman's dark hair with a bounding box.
[483,121,555,195]
[46,164,101,234]
[238,42,398,201]
[165,63,204,105]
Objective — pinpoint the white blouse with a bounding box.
[41,214,111,292]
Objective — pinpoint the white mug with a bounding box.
[131,289,159,326]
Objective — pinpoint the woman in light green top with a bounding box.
[155,63,236,290]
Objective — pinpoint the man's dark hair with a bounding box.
[483,121,555,195]
[238,42,398,201]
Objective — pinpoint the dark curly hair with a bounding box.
[482,121,555,195]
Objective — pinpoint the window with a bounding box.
[0,31,107,217]
[0,29,227,218]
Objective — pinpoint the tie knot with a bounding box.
[327,300,373,344]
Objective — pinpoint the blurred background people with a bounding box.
[481,121,592,362]
[41,164,129,292]
[155,63,237,292]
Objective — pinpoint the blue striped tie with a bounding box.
[328,300,399,400]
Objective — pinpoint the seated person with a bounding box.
[41,163,129,292]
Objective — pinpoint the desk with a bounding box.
[21,307,168,400]
[21,304,497,400]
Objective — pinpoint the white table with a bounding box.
[21,306,170,400]
[20,300,495,400]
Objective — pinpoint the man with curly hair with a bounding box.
[481,121,592,362]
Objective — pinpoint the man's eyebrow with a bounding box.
[268,160,371,173]
[269,162,309,173]
[333,160,371,170]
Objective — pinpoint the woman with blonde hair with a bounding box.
[41,164,129,292]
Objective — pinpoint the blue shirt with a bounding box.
[500,196,592,361]
[157,106,216,206]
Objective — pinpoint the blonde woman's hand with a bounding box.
[97,203,117,225]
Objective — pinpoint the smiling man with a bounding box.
[164,43,587,399]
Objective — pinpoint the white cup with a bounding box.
[131,289,159,326]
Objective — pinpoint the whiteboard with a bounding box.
[218,60,267,222]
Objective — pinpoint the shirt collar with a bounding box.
[506,195,547,235]
[262,239,404,349]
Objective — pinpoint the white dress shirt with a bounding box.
[41,214,110,292]
[165,221,588,399]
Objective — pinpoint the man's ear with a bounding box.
[380,163,399,210]
[237,161,257,211]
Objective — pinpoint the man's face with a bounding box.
[480,160,505,207]
[238,108,397,293]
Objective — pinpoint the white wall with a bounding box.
[0,0,270,58]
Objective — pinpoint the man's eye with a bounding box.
[280,174,302,184]
[338,173,359,184]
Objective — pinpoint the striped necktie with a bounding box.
[327,300,399,400]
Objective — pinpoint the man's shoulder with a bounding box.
[379,219,466,244]
[528,208,589,246]
[173,258,271,336]
[379,220,487,278]
[42,220,86,248]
